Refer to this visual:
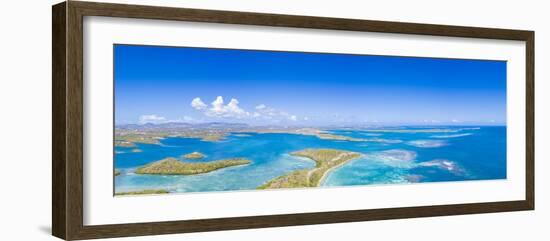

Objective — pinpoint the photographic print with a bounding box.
[113,44,507,196]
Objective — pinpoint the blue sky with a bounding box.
[114,44,506,126]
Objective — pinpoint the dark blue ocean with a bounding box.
[114,126,506,193]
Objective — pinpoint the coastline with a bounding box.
[135,157,252,175]
[113,125,502,194]
[318,154,363,186]
[114,125,462,148]
[258,149,361,189]
[115,189,169,196]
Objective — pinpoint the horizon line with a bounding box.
[115,121,506,127]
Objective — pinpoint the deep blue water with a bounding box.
[114,126,506,193]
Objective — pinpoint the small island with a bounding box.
[114,129,228,147]
[244,128,367,142]
[135,157,251,175]
[183,151,206,159]
[114,140,136,147]
[115,189,169,196]
[114,126,369,148]
[258,148,361,189]
[115,133,165,146]
[316,132,366,141]
[114,169,121,176]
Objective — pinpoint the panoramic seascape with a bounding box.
[114,45,507,195]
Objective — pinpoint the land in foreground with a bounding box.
[258,149,361,189]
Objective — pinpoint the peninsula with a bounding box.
[135,157,251,175]
[258,148,361,189]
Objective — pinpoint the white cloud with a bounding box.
[192,96,249,119]
[252,104,301,122]
[451,119,461,123]
[139,114,166,124]
[210,96,225,113]
[191,97,207,110]
[225,98,248,117]
[424,119,440,123]
[255,104,266,110]
[190,97,303,124]
[255,104,286,117]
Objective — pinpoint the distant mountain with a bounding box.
[194,122,249,129]
[115,122,249,130]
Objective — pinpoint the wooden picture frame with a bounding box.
[52,1,534,240]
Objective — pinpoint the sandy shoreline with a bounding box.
[318,154,363,186]
[259,149,361,189]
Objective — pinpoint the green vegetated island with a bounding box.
[114,130,227,147]
[249,128,367,142]
[135,157,251,175]
[113,123,461,148]
[258,148,361,189]
[115,149,360,195]
[113,123,377,194]
[115,152,251,196]
[113,124,374,148]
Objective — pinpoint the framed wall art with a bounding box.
[52,1,534,240]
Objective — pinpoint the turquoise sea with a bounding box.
[114,126,506,194]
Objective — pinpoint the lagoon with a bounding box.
[114,126,506,194]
